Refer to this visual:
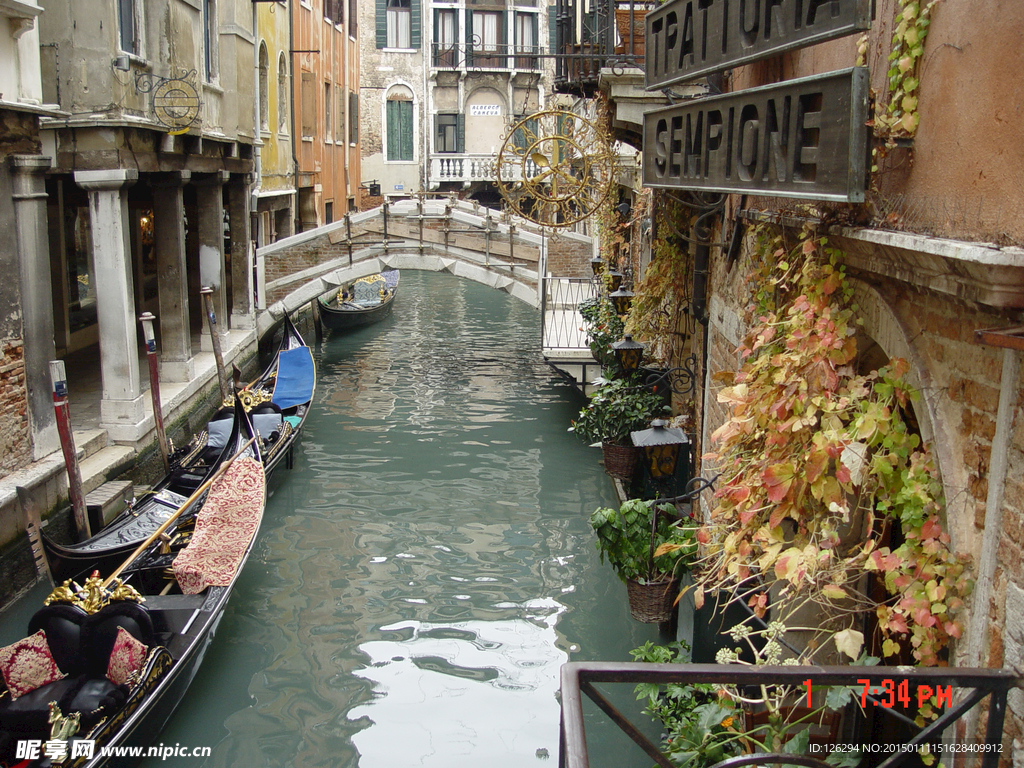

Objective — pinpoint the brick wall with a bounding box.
[546,232,593,278]
[0,341,29,474]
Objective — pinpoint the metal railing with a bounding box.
[560,662,1019,768]
[541,276,598,354]
[552,0,653,95]
[431,42,542,71]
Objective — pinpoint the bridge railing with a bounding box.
[541,276,598,355]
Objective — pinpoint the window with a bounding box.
[515,12,538,68]
[473,11,501,52]
[434,9,457,67]
[324,0,343,25]
[325,201,334,225]
[349,0,358,37]
[387,0,411,48]
[376,0,419,49]
[386,98,413,161]
[337,88,345,143]
[203,0,218,82]
[117,0,140,57]
[324,83,332,141]
[301,72,315,138]
[258,44,270,132]
[349,91,359,144]
[278,54,289,133]
[435,113,463,153]
[470,10,504,66]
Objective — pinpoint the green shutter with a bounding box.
[376,0,387,48]
[386,100,399,159]
[466,9,474,62]
[456,113,465,153]
[410,0,421,49]
[401,101,414,160]
[548,4,557,54]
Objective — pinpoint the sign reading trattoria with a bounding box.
[642,68,869,202]
[645,0,871,90]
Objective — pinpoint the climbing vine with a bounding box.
[872,0,940,142]
[695,225,971,668]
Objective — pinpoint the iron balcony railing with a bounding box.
[560,662,1019,768]
[552,0,653,96]
[431,42,542,71]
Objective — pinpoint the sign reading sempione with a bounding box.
[642,68,869,202]
[645,0,871,90]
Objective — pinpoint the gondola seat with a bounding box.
[0,601,155,747]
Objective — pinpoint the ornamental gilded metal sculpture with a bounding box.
[135,70,201,135]
[496,109,615,227]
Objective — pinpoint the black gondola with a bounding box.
[0,399,266,768]
[317,269,399,331]
[41,314,315,583]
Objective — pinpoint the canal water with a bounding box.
[3,270,665,767]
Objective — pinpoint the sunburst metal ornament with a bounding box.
[496,109,615,227]
[136,70,201,135]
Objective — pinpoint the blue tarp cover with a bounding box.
[272,347,315,409]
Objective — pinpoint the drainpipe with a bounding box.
[290,0,300,232]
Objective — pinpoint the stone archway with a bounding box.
[849,279,970,543]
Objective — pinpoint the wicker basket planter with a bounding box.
[625,576,679,623]
[601,440,641,480]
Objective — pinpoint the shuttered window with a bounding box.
[377,0,420,49]
[386,99,414,161]
[435,113,464,153]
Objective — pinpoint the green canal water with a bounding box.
[4,271,666,767]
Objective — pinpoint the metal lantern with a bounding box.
[590,256,605,275]
[631,419,690,480]
[609,287,634,316]
[607,270,624,292]
[611,334,644,376]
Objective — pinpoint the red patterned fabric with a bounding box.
[0,630,65,700]
[172,457,266,595]
[106,627,149,686]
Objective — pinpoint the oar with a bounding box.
[101,436,258,588]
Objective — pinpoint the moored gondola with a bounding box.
[0,400,266,767]
[41,314,314,584]
[317,269,399,331]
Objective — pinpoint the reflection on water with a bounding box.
[129,271,662,767]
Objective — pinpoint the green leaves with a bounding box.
[590,500,697,582]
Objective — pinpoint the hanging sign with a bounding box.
[469,104,502,116]
[645,0,871,91]
[642,68,869,202]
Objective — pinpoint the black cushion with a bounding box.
[27,603,90,677]
[0,675,84,735]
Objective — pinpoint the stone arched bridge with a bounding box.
[255,197,593,330]
[254,197,600,391]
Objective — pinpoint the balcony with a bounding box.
[552,0,651,96]
[429,152,541,187]
[430,42,541,72]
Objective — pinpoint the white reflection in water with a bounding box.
[350,598,566,767]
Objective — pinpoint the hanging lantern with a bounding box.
[590,256,605,275]
[631,419,689,480]
[611,334,644,376]
[609,287,634,316]
[607,270,624,292]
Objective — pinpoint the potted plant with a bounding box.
[570,378,669,479]
[589,499,697,622]
[579,294,624,369]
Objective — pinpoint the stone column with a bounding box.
[194,172,229,350]
[151,171,194,382]
[10,155,58,460]
[227,174,255,329]
[74,169,145,437]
